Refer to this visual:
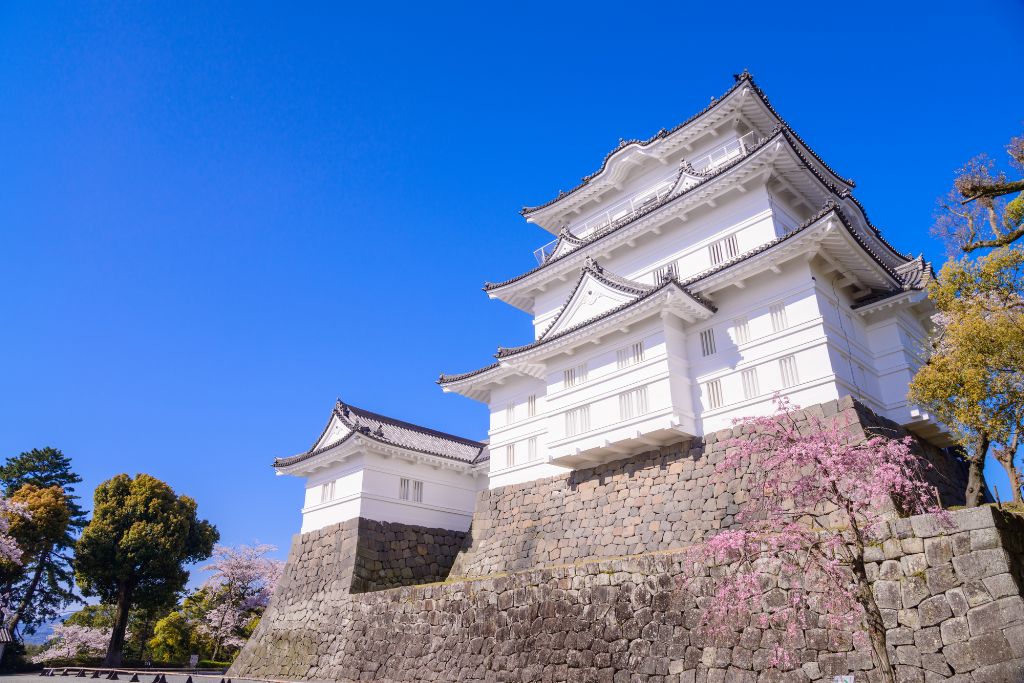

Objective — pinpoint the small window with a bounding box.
[704,380,724,410]
[565,405,591,436]
[616,341,645,369]
[527,436,538,461]
[779,355,799,388]
[320,480,335,504]
[741,368,759,400]
[527,394,537,417]
[506,401,515,424]
[506,443,516,467]
[412,480,423,503]
[733,318,750,345]
[618,386,649,420]
[399,478,410,501]
[564,363,588,388]
[770,302,788,333]
[653,262,678,283]
[700,329,716,356]
[709,235,739,266]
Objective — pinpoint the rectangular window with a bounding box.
[564,363,588,388]
[527,394,537,417]
[412,480,423,503]
[733,318,750,345]
[699,329,716,356]
[506,443,516,467]
[709,235,739,266]
[741,368,760,400]
[565,405,591,436]
[616,341,645,369]
[399,478,410,501]
[779,355,799,388]
[527,436,538,461]
[618,386,649,420]
[704,379,724,410]
[320,480,335,503]
[770,302,788,333]
[653,262,678,283]
[506,401,515,424]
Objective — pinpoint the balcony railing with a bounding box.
[690,130,759,173]
[531,130,762,266]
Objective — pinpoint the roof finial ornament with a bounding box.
[733,69,752,82]
[584,256,603,274]
[618,138,627,148]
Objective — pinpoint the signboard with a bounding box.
[189,654,199,669]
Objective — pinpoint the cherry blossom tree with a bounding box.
[0,495,30,565]
[684,397,946,683]
[31,623,126,663]
[197,544,283,660]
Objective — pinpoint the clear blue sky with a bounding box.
[2,2,1023,571]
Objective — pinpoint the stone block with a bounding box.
[970,660,1024,683]
[942,640,978,673]
[941,616,970,644]
[969,630,1014,667]
[923,537,952,567]
[901,575,929,608]
[900,552,928,577]
[982,573,1019,599]
[946,587,969,616]
[895,644,921,666]
[918,594,952,627]
[873,580,902,610]
[952,548,1011,581]
[913,626,941,653]
[925,565,959,595]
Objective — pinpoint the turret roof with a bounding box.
[520,71,855,216]
[273,400,487,469]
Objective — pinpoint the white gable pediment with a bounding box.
[311,413,352,452]
[544,270,642,339]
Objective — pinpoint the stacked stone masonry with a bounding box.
[232,506,1024,682]
[231,398,1012,682]
[451,398,969,578]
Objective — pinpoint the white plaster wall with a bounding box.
[296,449,482,533]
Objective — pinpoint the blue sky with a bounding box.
[2,2,1023,574]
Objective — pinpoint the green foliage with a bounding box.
[0,447,85,636]
[74,473,219,665]
[148,611,194,663]
[909,247,1024,505]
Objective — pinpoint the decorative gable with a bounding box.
[310,411,351,453]
[542,259,653,339]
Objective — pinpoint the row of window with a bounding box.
[646,233,739,285]
[564,340,646,390]
[503,436,540,468]
[564,385,650,438]
[506,394,537,424]
[702,355,800,410]
[698,303,789,357]
[318,477,424,505]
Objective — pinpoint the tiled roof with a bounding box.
[520,71,855,216]
[273,400,487,468]
[851,256,934,309]
[443,201,910,386]
[484,127,911,294]
[495,278,715,359]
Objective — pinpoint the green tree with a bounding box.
[74,474,218,666]
[148,611,195,663]
[934,132,1024,253]
[909,247,1024,505]
[0,448,85,655]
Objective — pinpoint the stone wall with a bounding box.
[232,506,1024,682]
[451,397,970,579]
[351,517,468,593]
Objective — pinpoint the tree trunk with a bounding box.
[0,546,51,665]
[965,437,990,507]
[992,449,1023,503]
[850,551,896,683]
[104,583,133,667]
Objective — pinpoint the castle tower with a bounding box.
[439,71,947,489]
